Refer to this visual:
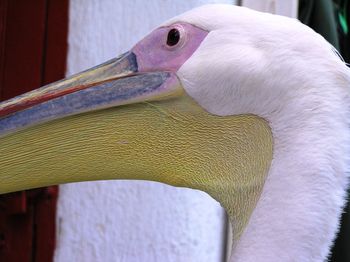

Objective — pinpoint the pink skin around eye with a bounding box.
[131,23,208,73]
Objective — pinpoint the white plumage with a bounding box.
[1,4,349,261]
[166,5,350,261]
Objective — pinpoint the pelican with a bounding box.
[0,4,349,261]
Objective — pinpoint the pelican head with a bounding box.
[1,4,349,261]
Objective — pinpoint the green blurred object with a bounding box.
[299,0,340,50]
[338,12,348,34]
[299,1,350,261]
[334,0,350,62]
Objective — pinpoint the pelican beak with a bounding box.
[0,49,191,195]
[0,51,182,137]
[0,48,273,242]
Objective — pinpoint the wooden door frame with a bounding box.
[0,1,68,261]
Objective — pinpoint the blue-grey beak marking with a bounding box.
[0,51,177,138]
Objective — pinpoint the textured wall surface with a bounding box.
[242,0,298,18]
[54,1,235,262]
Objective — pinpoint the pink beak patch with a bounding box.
[132,23,208,73]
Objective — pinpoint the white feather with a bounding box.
[166,4,350,261]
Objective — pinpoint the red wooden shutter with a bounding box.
[0,0,68,261]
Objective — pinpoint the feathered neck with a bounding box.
[230,64,350,261]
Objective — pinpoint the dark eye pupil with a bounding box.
[167,28,180,46]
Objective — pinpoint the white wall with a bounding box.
[54,1,235,262]
[242,0,298,18]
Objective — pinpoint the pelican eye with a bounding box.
[166,28,180,46]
